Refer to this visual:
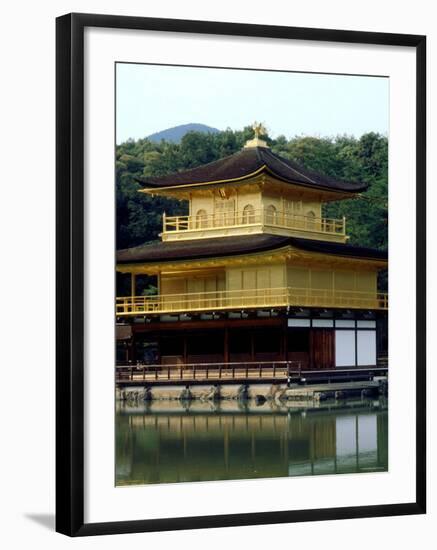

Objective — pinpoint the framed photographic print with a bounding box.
[56,13,426,536]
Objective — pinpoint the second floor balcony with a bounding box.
[162,208,347,243]
[116,286,388,317]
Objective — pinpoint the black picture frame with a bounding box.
[56,12,426,537]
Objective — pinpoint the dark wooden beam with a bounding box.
[131,316,284,333]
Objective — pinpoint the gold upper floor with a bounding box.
[117,246,388,315]
[151,174,351,244]
[139,128,365,244]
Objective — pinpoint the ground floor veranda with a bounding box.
[116,310,388,373]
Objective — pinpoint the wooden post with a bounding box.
[131,272,136,297]
[156,336,161,365]
[224,328,229,365]
[282,319,288,361]
[128,334,137,364]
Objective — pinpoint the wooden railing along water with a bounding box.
[116,361,388,385]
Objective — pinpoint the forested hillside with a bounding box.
[146,123,220,143]
[116,126,388,252]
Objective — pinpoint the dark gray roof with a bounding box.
[137,146,367,193]
[117,235,387,265]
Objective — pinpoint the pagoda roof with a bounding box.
[117,235,387,265]
[137,146,367,194]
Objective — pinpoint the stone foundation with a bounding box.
[116,379,386,403]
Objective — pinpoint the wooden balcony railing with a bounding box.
[116,287,388,316]
[162,209,346,240]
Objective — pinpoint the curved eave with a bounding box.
[117,252,388,271]
[116,238,387,272]
[136,165,267,193]
[261,166,367,195]
[136,165,367,196]
[117,236,291,266]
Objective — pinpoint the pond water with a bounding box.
[116,398,388,486]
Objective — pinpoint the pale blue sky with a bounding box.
[116,63,388,144]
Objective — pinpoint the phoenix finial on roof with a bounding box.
[243,122,269,149]
[252,121,267,139]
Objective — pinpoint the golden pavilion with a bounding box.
[116,125,388,375]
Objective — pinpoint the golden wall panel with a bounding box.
[287,266,310,288]
[160,276,187,295]
[226,264,286,291]
[334,270,356,291]
[355,271,377,292]
[287,264,378,294]
[311,269,333,290]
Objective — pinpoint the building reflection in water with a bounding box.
[116,399,388,486]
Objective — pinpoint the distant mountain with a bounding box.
[146,123,220,143]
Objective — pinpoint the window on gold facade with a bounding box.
[242,204,255,224]
[266,204,277,224]
[284,200,303,227]
[306,210,316,230]
[215,197,235,226]
[196,209,208,228]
